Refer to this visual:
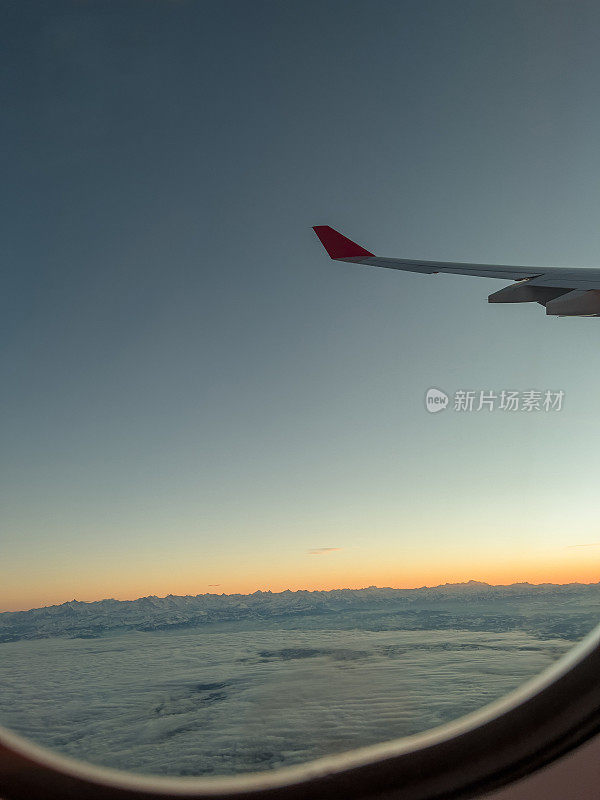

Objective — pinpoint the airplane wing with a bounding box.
[312,225,600,316]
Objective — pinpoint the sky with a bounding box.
[3,0,600,611]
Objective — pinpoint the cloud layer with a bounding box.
[0,618,578,777]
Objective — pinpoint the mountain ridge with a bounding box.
[2,581,599,644]
[7,579,600,616]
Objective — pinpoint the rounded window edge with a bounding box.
[2,623,600,800]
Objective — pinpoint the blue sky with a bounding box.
[3,0,600,610]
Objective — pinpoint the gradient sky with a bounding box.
[3,0,600,612]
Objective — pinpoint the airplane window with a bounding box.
[2,2,600,798]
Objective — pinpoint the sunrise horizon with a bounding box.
[4,1,600,784]
[4,571,600,615]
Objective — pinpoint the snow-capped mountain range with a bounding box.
[2,581,599,643]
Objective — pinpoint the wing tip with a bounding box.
[312,225,375,259]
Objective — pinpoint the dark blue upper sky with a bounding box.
[3,0,600,610]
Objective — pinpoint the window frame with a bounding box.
[1,624,600,800]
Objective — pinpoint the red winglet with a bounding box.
[312,226,374,259]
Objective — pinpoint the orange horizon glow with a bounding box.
[3,565,599,614]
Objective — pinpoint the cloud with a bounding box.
[307,547,342,556]
[0,622,573,778]
[566,543,600,549]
